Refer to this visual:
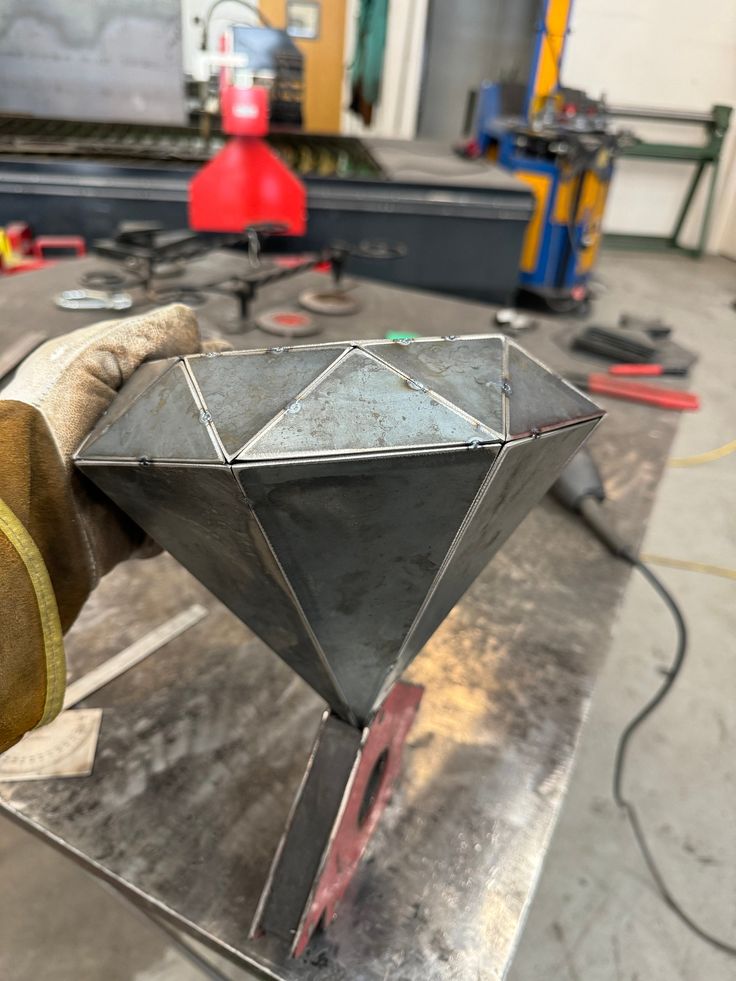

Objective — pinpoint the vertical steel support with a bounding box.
[671,161,704,252]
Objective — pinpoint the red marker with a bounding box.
[608,363,687,377]
[568,373,699,411]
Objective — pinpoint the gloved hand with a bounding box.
[0,305,225,749]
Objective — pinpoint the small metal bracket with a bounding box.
[251,680,424,957]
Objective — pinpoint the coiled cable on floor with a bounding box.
[551,449,736,957]
[613,559,736,956]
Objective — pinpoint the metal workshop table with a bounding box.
[0,256,679,980]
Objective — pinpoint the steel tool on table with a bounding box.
[608,363,687,377]
[567,372,699,411]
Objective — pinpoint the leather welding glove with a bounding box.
[0,305,224,752]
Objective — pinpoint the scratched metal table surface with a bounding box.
[0,255,679,980]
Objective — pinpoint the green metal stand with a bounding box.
[604,103,732,258]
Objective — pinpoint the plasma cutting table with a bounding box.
[0,255,680,980]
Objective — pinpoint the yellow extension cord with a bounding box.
[0,498,66,726]
[668,438,736,469]
[642,438,736,581]
[641,553,736,583]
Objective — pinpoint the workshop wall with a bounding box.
[0,0,184,124]
[181,0,260,74]
[416,0,537,141]
[261,0,347,132]
[340,0,429,140]
[563,0,736,254]
[718,154,736,258]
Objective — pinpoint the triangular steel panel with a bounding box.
[366,337,506,437]
[240,348,492,461]
[507,343,598,438]
[188,346,347,459]
[396,419,600,670]
[76,461,350,714]
[237,446,499,723]
[81,362,221,462]
[86,358,176,441]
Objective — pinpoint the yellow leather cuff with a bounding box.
[0,497,66,727]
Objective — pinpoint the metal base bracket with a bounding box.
[251,680,424,957]
[298,287,361,316]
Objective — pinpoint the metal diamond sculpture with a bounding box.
[75,336,603,725]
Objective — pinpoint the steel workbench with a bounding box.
[0,255,679,979]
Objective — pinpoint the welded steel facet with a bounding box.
[75,336,603,725]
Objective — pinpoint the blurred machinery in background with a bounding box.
[471,0,623,311]
[187,17,305,132]
[188,4,307,237]
[603,102,732,259]
[0,0,534,305]
[0,113,533,304]
[470,0,732,308]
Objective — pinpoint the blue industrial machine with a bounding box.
[472,0,622,310]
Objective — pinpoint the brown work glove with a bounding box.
[0,305,224,750]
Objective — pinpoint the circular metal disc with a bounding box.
[299,288,360,316]
[256,308,320,337]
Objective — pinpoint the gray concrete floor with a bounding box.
[0,251,734,980]
[510,252,736,981]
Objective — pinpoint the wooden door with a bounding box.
[260,0,346,133]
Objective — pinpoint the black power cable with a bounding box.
[614,559,736,956]
[551,449,736,957]
[613,557,687,805]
